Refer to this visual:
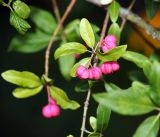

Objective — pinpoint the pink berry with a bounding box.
[101,45,109,52]
[76,65,89,79]
[88,67,102,80]
[101,61,120,75]
[101,62,113,74]
[105,35,117,44]
[42,104,60,118]
[101,35,117,52]
[111,62,120,72]
[88,69,93,79]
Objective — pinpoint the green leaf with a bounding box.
[75,81,89,92]
[143,61,160,105]
[97,45,127,62]
[70,57,91,77]
[89,116,97,131]
[133,115,160,137]
[91,24,100,33]
[8,30,51,53]
[80,18,95,48]
[145,61,160,92]
[96,104,111,133]
[108,1,120,23]
[88,133,101,137]
[64,19,80,35]
[30,6,57,34]
[1,70,41,88]
[132,81,150,94]
[67,135,74,137]
[50,86,80,110]
[104,82,122,92]
[122,51,149,68]
[108,23,121,45]
[12,86,43,99]
[59,54,75,80]
[143,60,152,80]
[93,87,155,115]
[128,70,147,83]
[54,42,87,60]
[145,0,160,19]
[41,75,53,85]
[10,11,31,34]
[13,0,31,19]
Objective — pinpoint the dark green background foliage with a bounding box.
[0,0,148,137]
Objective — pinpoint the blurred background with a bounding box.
[0,0,159,137]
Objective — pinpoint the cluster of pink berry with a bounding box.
[76,35,120,80]
[42,97,60,118]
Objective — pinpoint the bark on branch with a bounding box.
[86,0,160,42]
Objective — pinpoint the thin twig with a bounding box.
[45,0,77,77]
[120,0,136,30]
[52,0,61,22]
[80,11,110,137]
[80,88,91,137]
[100,12,110,41]
[87,12,109,67]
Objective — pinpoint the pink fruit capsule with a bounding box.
[76,65,89,79]
[101,62,113,74]
[111,62,120,72]
[42,104,60,118]
[101,35,117,52]
[88,67,102,80]
[101,61,120,75]
[105,35,117,44]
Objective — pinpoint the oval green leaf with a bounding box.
[80,18,95,48]
[133,115,160,137]
[30,6,57,34]
[96,104,111,133]
[89,116,97,131]
[122,51,149,68]
[50,86,80,110]
[54,42,87,60]
[70,57,91,77]
[93,88,155,115]
[8,30,51,53]
[88,133,101,137]
[59,54,75,80]
[75,81,89,92]
[12,86,43,99]
[1,70,42,88]
[108,1,120,23]
[104,82,122,93]
[97,45,127,62]
[145,0,160,19]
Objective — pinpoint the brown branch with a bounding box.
[86,0,160,42]
[80,88,91,137]
[100,12,110,41]
[119,8,160,41]
[52,0,61,22]
[80,11,110,137]
[45,0,77,77]
[120,0,136,30]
